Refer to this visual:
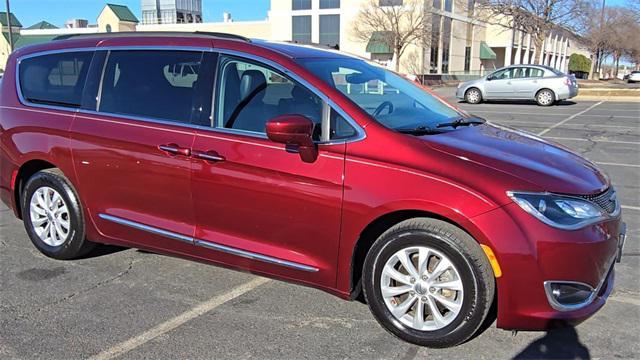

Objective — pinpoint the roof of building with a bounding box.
[2,32,57,49]
[0,12,22,27]
[104,4,139,23]
[27,21,59,30]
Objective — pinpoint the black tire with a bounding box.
[362,218,495,348]
[21,168,95,260]
[464,88,482,104]
[536,89,555,106]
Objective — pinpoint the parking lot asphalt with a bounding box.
[1,89,639,359]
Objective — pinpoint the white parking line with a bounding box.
[611,294,640,306]
[495,121,639,130]
[622,205,640,211]
[545,136,640,145]
[537,101,604,136]
[596,162,640,168]
[89,277,271,360]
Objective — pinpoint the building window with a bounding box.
[106,24,112,33]
[467,0,475,15]
[430,14,440,73]
[292,0,312,10]
[319,15,340,48]
[444,0,453,12]
[441,17,452,73]
[379,0,403,6]
[464,46,471,72]
[320,0,340,8]
[292,16,312,44]
[432,0,441,10]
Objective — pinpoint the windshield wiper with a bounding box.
[395,126,443,135]
[436,117,485,129]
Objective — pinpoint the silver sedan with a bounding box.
[456,65,579,106]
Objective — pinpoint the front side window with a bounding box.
[19,51,93,108]
[98,50,206,123]
[216,55,355,140]
[319,15,340,48]
[490,68,515,80]
[300,58,463,131]
[292,16,312,44]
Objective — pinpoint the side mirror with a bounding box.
[266,114,317,163]
[486,75,493,81]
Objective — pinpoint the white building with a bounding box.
[141,0,203,25]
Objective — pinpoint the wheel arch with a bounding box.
[13,159,58,219]
[349,208,491,301]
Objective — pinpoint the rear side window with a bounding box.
[19,51,93,108]
[99,50,206,123]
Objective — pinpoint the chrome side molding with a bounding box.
[98,213,319,272]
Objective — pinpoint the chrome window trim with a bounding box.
[16,45,366,145]
[98,213,319,272]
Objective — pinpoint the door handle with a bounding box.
[192,150,225,163]
[159,144,191,157]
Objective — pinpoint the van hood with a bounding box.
[420,123,609,195]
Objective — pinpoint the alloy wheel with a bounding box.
[380,246,464,331]
[29,186,71,247]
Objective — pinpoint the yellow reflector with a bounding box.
[480,244,502,278]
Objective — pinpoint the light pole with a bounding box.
[5,0,13,52]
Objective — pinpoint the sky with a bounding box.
[4,0,271,28]
[2,0,634,29]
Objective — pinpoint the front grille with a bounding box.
[579,187,618,214]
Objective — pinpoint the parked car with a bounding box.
[456,65,579,106]
[627,71,640,83]
[0,33,625,348]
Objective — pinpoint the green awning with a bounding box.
[480,41,497,60]
[366,31,393,54]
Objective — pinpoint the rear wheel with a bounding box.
[362,218,495,348]
[464,88,482,104]
[536,89,555,106]
[21,169,95,259]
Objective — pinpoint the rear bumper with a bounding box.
[470,203,622,330]
[557,86,579,100]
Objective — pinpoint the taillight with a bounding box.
[563,77,572,86]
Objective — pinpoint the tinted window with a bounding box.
[216,55,355,140]
[292,16,312,43]
[99,50,206,123]
[19,51,93,108]
[292,0,311,10]
[320,0,340,8]
[319,15,340,48]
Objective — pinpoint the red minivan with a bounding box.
[0,33,626,347]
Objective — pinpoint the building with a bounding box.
[483,14,591,74]
[97,4,139,32]
[142,0,203,25]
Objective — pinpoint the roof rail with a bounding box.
[52,31,251,42]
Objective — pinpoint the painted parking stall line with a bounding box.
[537,101,604,136]
[89,277,271,360]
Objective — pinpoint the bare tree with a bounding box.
[352,0,430,72]
[477,0,588,66]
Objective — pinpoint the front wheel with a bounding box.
[464,88,482,104]
[362,218,495,348]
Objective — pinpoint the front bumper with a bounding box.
[470,203,623,330]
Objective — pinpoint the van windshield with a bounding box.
[299,58,470,133]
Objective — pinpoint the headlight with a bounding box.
[507,191,606,230]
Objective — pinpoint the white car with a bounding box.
[456,65,579,106]
[627,71,640,83]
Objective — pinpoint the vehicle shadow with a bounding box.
[78,244,128,259]
[457,100,578,106]
[514,326,590,359]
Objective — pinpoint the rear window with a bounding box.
[98,50,206,123]
[19,51,93,108]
